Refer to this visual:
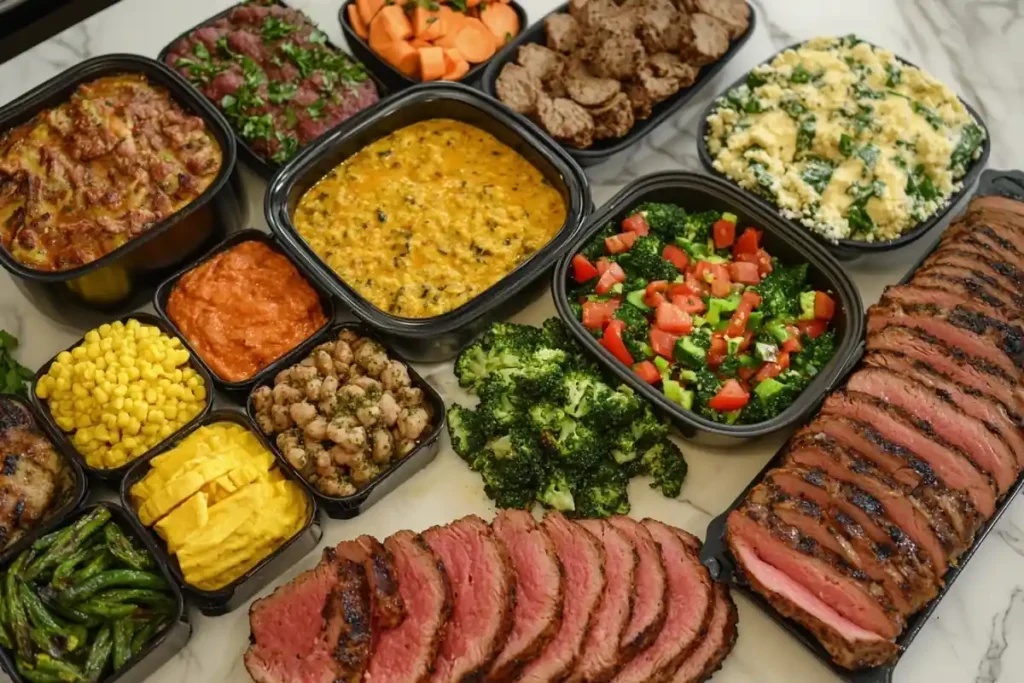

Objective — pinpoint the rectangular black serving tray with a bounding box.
[152,228,337,396]
[338,0,528,92]
[551,170,865,446]
[480,1,756,168]
[156,0,389,179]
[245,321,447,519]
[29,312,216,485]
[119,409,323,616]
[0,54,246,312]
[0,502,192,683]
[699,168,1024,683]
[264,81,591,363]
[695,38,992,261]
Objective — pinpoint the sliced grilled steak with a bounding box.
[668,580,738,683]
[866,325,1024,422]
[967,195,1024,218]
[569,519,637,683]
[880,283,1015,326]
[606,515,668,657]
[726,512,899,669]
[959,223,1024,268]
[424,516,515,683]
[519,512,605,683]
[925,245,1024,291]
[918,254,1024,308]
[946,213,1024,252]
[334,535,405,630]
[821,391,998,517]
[365,531,451,683]
[327,558,373,682]
[611,520,714,683]
[489,510,564,682]
[909,272,1020,314]
[961,229,1024,271]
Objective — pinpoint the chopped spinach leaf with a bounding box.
[906,165,938,202]
[856,143,880,170]
[801,158,834,194]
[885,62,902,87]
[950,123,985,174]
[747,71,768,88]
[780,97,807,118]
[790,64,812,84]
[852,82,884,100]
[796,115,816,153]
[838,133,855,157]
[749,162,776,196]
[912,101,945,129]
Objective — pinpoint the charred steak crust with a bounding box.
[605,516,669,659]
[327,558,374,683]
[668,580,738,683]
[335,536,406,630]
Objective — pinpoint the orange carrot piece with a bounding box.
[348,4,370,39]
[442,48,470,80]
[379,39,420,77]
[467,0,482,7]
[368,13,395,52]
[356,0,385,25]
[410,36,431,48]
[435,28,461,49]
[412,6,445,40]
[376,4,414,42]
[453,17,496,63]
[480,3,518,45]
[419,46,446,81]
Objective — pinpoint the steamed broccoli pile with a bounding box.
[448,319,688,517]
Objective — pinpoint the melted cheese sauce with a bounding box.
[292,119,567,318]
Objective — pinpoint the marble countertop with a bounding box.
[1,0,1023,681]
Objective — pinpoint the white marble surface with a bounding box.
[1,1,1023,681]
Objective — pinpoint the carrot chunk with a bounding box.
[348,4,369,39]
[453,17,497,63]
[419,46,446,81]
[480,3,518,45]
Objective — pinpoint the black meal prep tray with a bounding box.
[119,409,323,616]
[551,171,865,446]
[480,2,756,168]
[695,39,992,261]
[0,54,246,313]
[699,167,1024,683]
[157,0,390,180]
[0,502,192,683]
[0,395,88,567]
[29,312,216,486]
[339,0,528,92]
[245,321,447,519]
[265,81,591,363]
[152,228,337,396]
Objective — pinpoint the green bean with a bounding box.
[84,626,112,683]
[24,508,111,581]
[93,589,174,610]
[102,524,152,571]
[32,527,70,552]
[29,626,68,659]
[58,570,168,606]
[20,584,85,653]
[7,554,34,654]
[51,546,101,591]
[112,619,134,670]
[0,619,12,649]
[37,591,100,628]
[70,551,114,585]
[35,653,85,682]
[75,600,140,620]
[16,657,63,683]
[129,615,165,655]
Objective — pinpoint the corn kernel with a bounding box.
[98,323,112,338]
[56,416,74,431]
[75,414,91,429]
[193,386,207,402]
[127,367,141,381]
[57,351,73,364]
[113,385,127,398]
[84,330,100,344]
[36,383,50,400]
[158,424,173,439]
[71,347,87,360]
[141,424,158,437]
[116,412,131,429]
[163,405,178,420]
[116,320,128,333]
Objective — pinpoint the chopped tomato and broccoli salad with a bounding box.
[567,202,839,425]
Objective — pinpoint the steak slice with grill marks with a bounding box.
[425,515,515,683]
[926,242,1024,290]
[365,531,452,683]
[334,536,405,631]
[489,510,564,682]
[960,225,1024,271]
[920,252,1024,307]
[880,284,1016,327]
[606,516,668,659]
[908,272,1021,315]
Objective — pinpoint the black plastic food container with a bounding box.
[339,0,528,92]
[30,312,215,485]
[0,54,245,311]
[119,410,323,616]
[153,228,337,396]
[0,502,192,683]
[265,82,590,362]
[157,0,389,179]
[481,2,756,168]
[699,168,1024,683]
[696,39,991,260]
[0,395,88,567]
[245,321,446,519]
[551,171,865,446]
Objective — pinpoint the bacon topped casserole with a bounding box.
[0,74,223,272]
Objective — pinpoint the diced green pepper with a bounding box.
[705,294,742,326]
[755,377,786,400]
[663,380,694,410]
[674,337,707,368]
[726,336,744,356]
[654,356,671,373]
[799,290,817,320]
[722,212,738,223]
[626,290,652,311]
[747,310,765,331]
[766,319,790,344]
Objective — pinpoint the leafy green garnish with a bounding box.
[912,101,945,130]
[796,115,816,153]
[307,98,327,120]
[0,332,33,397]
[790,64,812,84]
[270,133,299,164]
[801,158,834,194]
[261,16,298,42]
[267,81,298,104]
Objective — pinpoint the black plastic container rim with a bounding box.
[265,81,590,338]
[480,1,756,165]
[152,228,337,394]
[156,0,389,179]
[29,312,216,482]
[0,395,88,566]
[0,54,238,283]
[695,37,992,254]
[0,501,190,683]
[551,170,866,438]
[118,409,320,603]
[245,321,448,510]
[338,0,528,88]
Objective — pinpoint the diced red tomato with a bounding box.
[778,351,791,370]
[729,261,761,284]
[605,232,638,254]
[740,330,755,352]
[726,309,749,338]
[655,302,694,335]
[738,365,757,381]
[733,227,761,256]
[649,327,680,359]
[741,290,762,309]
[711,277,732,298]
[683,273,708,297]
[595,262,626,294]
[596,257,611,276]
[645,281,668,308]
[797,319,829,339]
[600,319,634,366]
[713,219,736,249]
[708,379,750,412]
[754,362,783,383]
[708,334,728,368]
[694,260,713,282]
[662,244,689,271]
[582,299,620,330]
[634,360,661,384]
[815,291,836,320]
[782,325,803,353]
[572,254,599,283]
[671,293,706,315]
[754,249,773,276]
[622,213,650,235]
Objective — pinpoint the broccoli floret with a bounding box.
[454,342,523,390]
[538,469,576,512]
[613,305,652,360]
[580,222,617,261]
[616,236,679,282]
[739,379,803,423]
[477,374,521,433]
[641,438,688,498]
[446,404,486,461]
[691,368,723,421]
[475,427,544,509]
[542,318,580,355]
[756,262,809,318]
[682,210,721,244]
[501,348,568,400]
[609,406,667,466]
[792,329,837,377]
[529,402,567,433]
[586,384,642,430]
[482,322,546,353]
[562,370,604,419]
[543,418,604,470]
[634,202,689,241]
[573,461,631,518]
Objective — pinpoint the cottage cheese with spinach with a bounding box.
[705,36,986,242]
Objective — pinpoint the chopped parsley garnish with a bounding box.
[193,42,211,61]
[241,113,275,141]
[307,98,327,120]
[271,133,299,164]
[267,81,298,104]
[912,101,945,130]
[261,16,298,42]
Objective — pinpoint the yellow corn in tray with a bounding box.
[130,422,308,591]
[35,318,207,469]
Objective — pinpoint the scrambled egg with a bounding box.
[292,119,567,318]
[705,36,986,242]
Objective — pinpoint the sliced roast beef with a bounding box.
[606,515,668,657]
[960,230,1024,272]
[908,272,1018,314]
[611,520,713,683]
[569,519,636,683]
[880,283,1014,326]
[489,510,564,682]
[519,512,605,683]
[959,224,1024,267]
[968,195,1024,218]
[821,391,997,517]
[365,531,451,683]
[327,558,374,682]
[913,264,1024,315]
[668,580,738,683]
[424,516,515,683]
[946,213,1024,253]
[918,253,1024,306]
[334,535,405,630]
[925,246,1024,292]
